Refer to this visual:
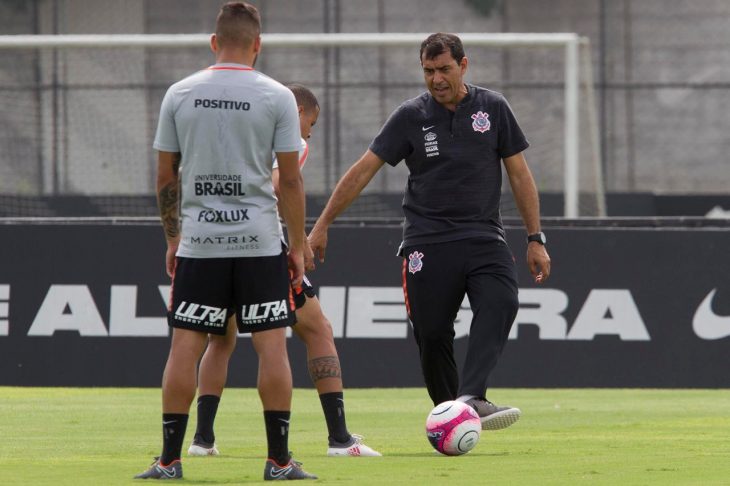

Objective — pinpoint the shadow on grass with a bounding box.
[383,450,510,458]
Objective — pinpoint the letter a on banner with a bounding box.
[28,285,108,336]
[568,289,650,341]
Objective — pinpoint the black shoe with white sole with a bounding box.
[465,397,521,431]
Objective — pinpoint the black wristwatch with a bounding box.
[527,232,546,245]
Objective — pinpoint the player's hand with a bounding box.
[308,225,328,263]
[527,242,551,284]
[165,241,179,278]
[304,237,315,271]
[287,247,304,289]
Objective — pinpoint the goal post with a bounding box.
[0,32,604,217]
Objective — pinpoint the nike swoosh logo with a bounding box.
[692,289,730,339]
[158,465,177,478]
[270,465,293,478]
[278,419,290,424]
[422,125,435,131]
[162,420,176,425]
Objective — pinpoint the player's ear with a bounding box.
[460,56,468,74]
[209,34,218,54]
[253,35,262,54]
[298,105,305,117]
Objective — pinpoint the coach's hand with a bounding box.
[307,224,328,264]
[527,242,551,284]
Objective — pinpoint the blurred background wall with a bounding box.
[1,0,728,217]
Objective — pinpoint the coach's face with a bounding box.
[421,51,468,111]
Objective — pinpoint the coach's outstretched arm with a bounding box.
[309,150,385,263]
[504,151,551,283]
[156,150,181,277]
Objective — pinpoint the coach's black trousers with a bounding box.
[402,237,518,405]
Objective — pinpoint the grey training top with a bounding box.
[369,84,529,252]
[154,63,301,258]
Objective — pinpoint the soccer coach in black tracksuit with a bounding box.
[309,33,551,432]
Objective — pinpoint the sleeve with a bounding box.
[497,95,530,159]
[273,139,307,170]
[297,139,309,169]
[368,104,413,166]
[272,88,302,153]
[152,88,180,152]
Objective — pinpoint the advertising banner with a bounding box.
[0,221,728,387]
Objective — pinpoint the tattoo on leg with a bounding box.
[308,356,341,383]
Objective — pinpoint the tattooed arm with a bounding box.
[157,151,181,277]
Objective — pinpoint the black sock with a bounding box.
[194,395,220,444]
[320,392,350,444]
[160,413,188,465]
[263,411,291,465]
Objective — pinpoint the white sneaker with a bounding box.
[187,441,220,456]
[326,434,382,457]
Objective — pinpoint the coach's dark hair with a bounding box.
[420,33,465,64]
[215,2,261,48]
[288,83,319,112]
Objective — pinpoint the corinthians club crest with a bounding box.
[408,251,424,274]
[471,111,491,133]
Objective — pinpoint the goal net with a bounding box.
[0,33,604,218]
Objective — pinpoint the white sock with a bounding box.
[456,395,476,403]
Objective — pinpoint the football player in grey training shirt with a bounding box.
[135,2,316,481]
[309,33,551,442]
[153,50,300,259]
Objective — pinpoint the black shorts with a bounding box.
[293,274,317,309]
[401,237,518,332]
[168,254,297,335]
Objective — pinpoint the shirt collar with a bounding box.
[207,63,254,71]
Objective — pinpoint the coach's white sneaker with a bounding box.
[187,440,220,456]
[465,397,521,431]
[327,434,382,457]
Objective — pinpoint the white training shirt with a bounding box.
[273,138,309,170]
[273,138,309,241]
[153,63,301,258]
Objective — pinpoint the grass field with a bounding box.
[1,388,728,485]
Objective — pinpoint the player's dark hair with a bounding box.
[215,2,261,48]
[288,83,319,113]
[420,33,465,64]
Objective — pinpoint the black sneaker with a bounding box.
[263,455,318,481]
[465,397,521,431]
[134,457,182,480]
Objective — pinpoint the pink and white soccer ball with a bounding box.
[426,400,481,456]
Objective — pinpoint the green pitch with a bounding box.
[1,388,728,485]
